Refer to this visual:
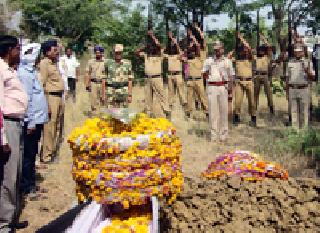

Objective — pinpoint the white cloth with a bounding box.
[59,55,80,79]
[286,59,315,85]
[202,56,235,82]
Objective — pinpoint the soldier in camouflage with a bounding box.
[102,44,133,108]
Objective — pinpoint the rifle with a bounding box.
[257,9,260,49]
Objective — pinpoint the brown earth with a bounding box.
[17,56,319,232]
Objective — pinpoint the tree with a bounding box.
[12,0,129,43]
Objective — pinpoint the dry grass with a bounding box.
[17,56,319,232]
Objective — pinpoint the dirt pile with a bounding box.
[160,177,320,232]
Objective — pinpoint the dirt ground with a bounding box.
[17,57,319,232]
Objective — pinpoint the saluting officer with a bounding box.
[286,44,315,129]
[39,40,64,162]
[136,30,171,118]
[233,33,257,127]
[102,44,133,108]
[85,45,105,113]
[164,31,187,110]
[185,24,208,119]
[254,45,274,114]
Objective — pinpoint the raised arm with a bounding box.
[259,32,271,47]
[237,32,253,52]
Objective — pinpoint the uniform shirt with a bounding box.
[105,59,133,99]
[59,55,80,79]
[18,65,49,129]
[286,58,315,85]
[255,56,270,72]
[188,57,203,77]
[143,54,163,76]
[202,56,235,82]
[166,54,182,72]
[235,60,253,77]
[0,58,28,145]
[86,59,106,80]
[39,57,64,93]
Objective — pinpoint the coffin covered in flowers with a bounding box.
[68,109,183,208]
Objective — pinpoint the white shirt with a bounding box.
[59,55,80,79]
[202,56,235,82]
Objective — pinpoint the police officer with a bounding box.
[85,45,105,113]
[254,45,274,114]
[164,31,187,110]
[202,41,235,142]
[136,30,171,118]
[102,44,133,108]
[233,33,257,127]
[39,40,64,162]
[286,45,315,129]
[185,24,208,119]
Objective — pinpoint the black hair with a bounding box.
[165,37,179,55]
[0,35,18,58]
[65,46,72,53]
[41,40,57,56]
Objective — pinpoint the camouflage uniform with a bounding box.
[104,58,133,108]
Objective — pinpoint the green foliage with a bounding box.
[272,80,285,96]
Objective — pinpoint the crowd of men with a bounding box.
[0,22,319,232]
[0,35,80,232]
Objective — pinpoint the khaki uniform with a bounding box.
[254,56,273,110]
[166,54,186,108]
[105,59,133,108]
[86,59,105,111]
[144,54,170,117]
[203,57,234,141]
[234,60,256,117]
[39,57,64,160]
[186,57,208,115]
[286,59,314,129]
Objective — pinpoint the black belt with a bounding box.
[107,82,129,88]
[289,84,308,89]
[4,116,21,122]
[168,71,182,75]
[91,79,102,83]
[145,74,161,78]
[47,91,63,97]
[187,76,202,81]
[255,71,268,75]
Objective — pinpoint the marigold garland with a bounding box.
[68,113,183,208]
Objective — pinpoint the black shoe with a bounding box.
[9,221,28,229]
[249,116,257,127]
[233,114,240,125]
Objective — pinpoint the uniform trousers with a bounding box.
[43,94,62,160]
[90,82,102,111]
[186,78,208,115]
[234,79,256,116]
[289,87,310,129]
[254,75,273,109]
[207,85,228,141]
[0,120,23,233]
[144,77,170,118]
[167,73,187,107]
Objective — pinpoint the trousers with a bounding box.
[144,77,170,117]
[167,74,187,107]
[90,82,102,111]
[186,78,208,114]
[43,94,62,160]
[0,120,23,233]
[254,75,273,109]
[234,80,256,117]
[207,85,228,141]
[289,87,310,129]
